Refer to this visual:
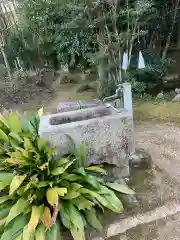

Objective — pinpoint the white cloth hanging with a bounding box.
[122,52,129,70]
[138,51,146,69]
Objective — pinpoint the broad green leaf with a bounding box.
[85,210,102,231]
[23,225,35,240]
[73,167,86,176]
[28,205,44,232]
[9,132,23,144]
[106,183,135,195]
[0,229,11,240]
[51,160,75,176]
[46,188,67,206]
[0,217,7,227]
[85,175,100,188]
[10,175,27,195]
[57,188,68,196]
[104,193,124,213]
[50,158,69,169]
[37,138,48,152]
[72,196,93,210]
[88,196,104,212]
[0,207,10,220]
[7,113,22,133]
[0,115,9,130]
[17,148,29,159]
[79,188,111,209]
[67,203,84,231]
[79,143,86,167]
[11,215,28,237]
[6,198,29,225]
[45,221,60,240]
[24,138,33,150]
[69,183,82,191]
[38,181,51,188]
[46,188,58,206]
[98,185,112,194]
[63,191,80,200]
[0,182,9,191]
[35,224,45,240]
[40,207,53,229]
[61,173,82,181]
[59,203,71,229]
[66,135,78,158]
[5,157,25,166]
[0,195,12,204]
[0,129,9,142]
[70,225,85,240]
[17,186,26,196]
[15,233,22,240]
[86,166,106,174]
[23,181,37,192]
[51,167,66,176]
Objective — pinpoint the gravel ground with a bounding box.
[135,122,180,184]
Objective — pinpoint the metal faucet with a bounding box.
[103,84,123,112]
[103,84,123,103]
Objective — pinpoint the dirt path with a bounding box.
[135,122,180,183]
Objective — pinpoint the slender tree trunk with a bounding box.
[162,0,180,59]
[177,24,180,49]
[1,45,12,81]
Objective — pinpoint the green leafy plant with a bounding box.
[0,110,134,240]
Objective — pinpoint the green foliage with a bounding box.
[0,110,135,240]
[0,64,7,77]
[12,70,28,83]
[129,50,173,94]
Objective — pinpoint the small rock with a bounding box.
[175,88,180,94]
[172,94,180,102]
[129,148,152,170]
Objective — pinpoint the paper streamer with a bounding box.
[138,51,146,69]
[122,52,129,70]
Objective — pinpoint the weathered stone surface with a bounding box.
[57,99,102,113]
[57,101,80,113]
[129,148,152,170]
[39,107,134,177]
[79,99,102,109]
[172,88,180,101]
[50,106,110,125]
[172,94,180,102]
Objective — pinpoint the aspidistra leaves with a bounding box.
[6,198,29,226]
[41,207,53,229]
[46,187,67,206]
[10,175,27,195]
[28,205,44,232]
[0,111,136,240]
[35,224,45,240]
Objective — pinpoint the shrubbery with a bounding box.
[0,110,134,240]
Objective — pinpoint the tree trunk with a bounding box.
[162,0,180,59]
[1,46,12,81]
[177,24,180,49]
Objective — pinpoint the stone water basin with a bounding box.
[39,105,133,177]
